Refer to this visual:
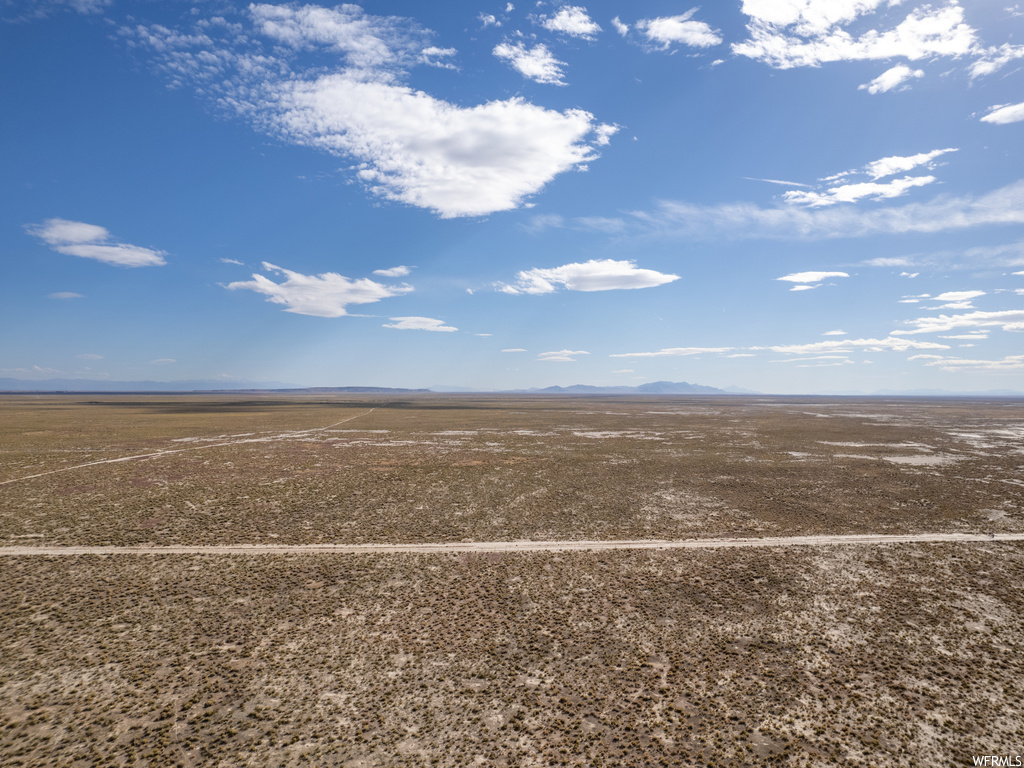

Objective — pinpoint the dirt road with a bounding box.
[1,531,1022,556]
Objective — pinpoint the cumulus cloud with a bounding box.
[611,17,629,36]
[373,265,411,277]
[859,64,924,94]
[382,316,457,332]
[538,349,590,362]
[497,259,679,294]
[981,102,1024,125]
[493,41,567,85]
[538,6,601,39]
[892,309,1024,336]
[733,2,976,69]
[634,179,1024,240]
[610,347,733,358]
[27,218,167,267]
[226,262,412,318]
[635,12,722,50]
[126,5,615,218]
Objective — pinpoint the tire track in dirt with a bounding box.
[2,531,1022,556]
[0,408,377,486]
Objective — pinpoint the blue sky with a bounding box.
[2,0,1024,392]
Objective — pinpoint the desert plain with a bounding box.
[1,393,1022,767]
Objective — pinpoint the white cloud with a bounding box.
[892,309,1024,335]
[859,64,924,94]
[784,175,937,207]
[498,259,679,294]
[733,2,976,69]
[611,16,629,36]
[932,290,985,302]
[770,355,852,363]
[538,349,590,362]
[981,102,1024,125]
[970,43,1024,78]
[635,12,723,50]
[539,6,601,39]
[823,329,847,336]
[150,358,176,365]
[501,348,527,353]
[636,179,1024,240]
[271,76,613,218]
[612,368,633,373]
[226,262,412,318]
[939,333,988,340]
[221,257,244,265]
[919,354,1024,372]
[493,41,567,85]
[127,7,615,219]
[479,13,501,28]
[776,271,849,283]
[373,265,411,277]
[862,148,957,180]
[610,347,733,358]
[27,218,167,267]
[769,336,950,354]
[48,291,83,299]
[789,285,816,291]
[383,316,457,332]
[251,3,430,68]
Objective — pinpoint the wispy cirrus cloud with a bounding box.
[226,262,412,318]
[373,265,412,277]
[779,148,957,208]
[497,259,679,295]
[776,271,849,291]
[49,291,84,299]
[125,4,615,218]
[610,347,732,359]
[27,218,167,267]
[915,354,1024,371]
[382,316,457,332]
[768,337,950,355]
[538,349,590,362]
[634,178,1024,240]
[892,309,1024,336]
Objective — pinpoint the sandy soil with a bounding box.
[1,531,1022,556]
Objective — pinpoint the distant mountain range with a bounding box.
[510,380,735,395]
[2,377,1020,397]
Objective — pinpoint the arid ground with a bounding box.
[1,394,1022,766]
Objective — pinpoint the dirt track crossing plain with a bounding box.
[1,393,1023,767]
